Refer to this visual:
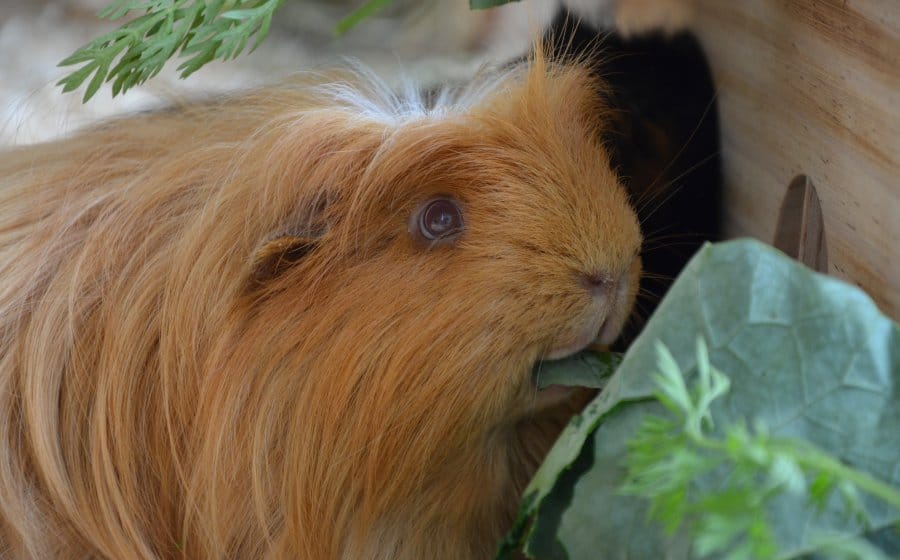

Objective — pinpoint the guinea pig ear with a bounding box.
[249,233,319,283]
[250,193,336,284]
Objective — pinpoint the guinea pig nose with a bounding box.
[580,271,614,297]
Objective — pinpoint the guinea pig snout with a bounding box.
[579,270,615,298]
[543,265,636,361]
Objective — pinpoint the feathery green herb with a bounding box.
[58,1,286,102]
[58,0,521,102]
[622,339,900,560]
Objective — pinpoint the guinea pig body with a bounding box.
[0,54,640,559]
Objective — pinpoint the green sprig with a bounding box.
[620,339,900,560]
[334,0,519,35]
[333,0,394,36]
[59,0,523,102]
[58,0,286,102]
[469,0,520,8]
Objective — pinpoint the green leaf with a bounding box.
[57,62,100,93]
[532,351,621,390]
[58,0,286,101]
[84,59,110,102]
[98,0,144,20]
[469,0,521,9]
[333,0,395,36]
[499,239,900,559]
[251,10,274,52]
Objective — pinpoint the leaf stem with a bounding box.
[785,444,900,510]
[689,431,900,512]
[333,0,394,36]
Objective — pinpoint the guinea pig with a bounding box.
[0,49,641,559]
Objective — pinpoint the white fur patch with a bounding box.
[314,61,523,126]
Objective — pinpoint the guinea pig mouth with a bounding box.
[542,264,635,363]
[531,267,635,404]
[543,318,610,362]
[528,316,609,405]
[532,310,625,396]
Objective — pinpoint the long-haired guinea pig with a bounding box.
[0,49,641,559]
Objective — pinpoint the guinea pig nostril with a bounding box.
[580,271,613,296]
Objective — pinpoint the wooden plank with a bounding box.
[688,0,900,317]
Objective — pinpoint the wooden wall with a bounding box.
[684,0,900,318]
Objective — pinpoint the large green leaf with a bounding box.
[499,239,900,559]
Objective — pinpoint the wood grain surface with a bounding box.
[686,0,899,317]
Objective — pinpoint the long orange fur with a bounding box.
[0,48,641,559]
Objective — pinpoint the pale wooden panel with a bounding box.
[688,0,900,317]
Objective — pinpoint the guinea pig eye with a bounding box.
[416,198,464,242]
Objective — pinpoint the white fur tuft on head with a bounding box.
[312,61,523,125]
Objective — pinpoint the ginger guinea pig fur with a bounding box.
[0,53,641,559]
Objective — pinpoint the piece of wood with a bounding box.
[686,0,900,317]
[774,174,828,273]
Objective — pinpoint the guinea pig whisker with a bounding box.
[642,232,712,249]
[637,286,661,298]
[633,92,720,210]
[637,148,720,213]
[625,307,644,329]
[531,358,546,410]
[637,150,722,226]
[642,228,712,244]
[643,240,714,254]
[639,272,675,282]
[636,292,662,307]
[639,222,679,241]
[650,149,721,201]
[628,300,653,325]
